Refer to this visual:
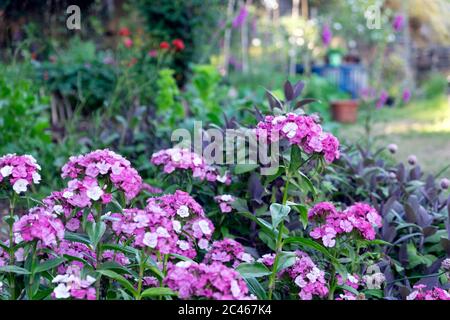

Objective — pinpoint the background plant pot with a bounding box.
[330,99,359,123]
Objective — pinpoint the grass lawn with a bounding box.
[336,95,450,177]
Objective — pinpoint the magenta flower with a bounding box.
[151,148,231,184]
[165,261,253,300]
[255,113,340,163]
[407,285,450,300]
[321,24,332,46]
[392,14,404,32]
[232,6,248,28]
[203,238,254,268]
[13,207,65,247]
[0,154,41,194]
[402,88,411,103]
[214,194,236,213]
[308,202,382,248]
[61,149,142,201]
[376,90,388,109]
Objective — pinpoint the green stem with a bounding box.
[28,241,38,298]
[8,194,17,299]
[267,178,290,300]
[136,252,145,300]
[94,204,103,300]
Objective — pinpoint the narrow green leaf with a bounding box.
[34,257,65,273]
[140,287,177,298]
[0,265,31,275]
[236,262,271,278]
[97,269,137,297]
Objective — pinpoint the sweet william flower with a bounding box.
[13,179,29,194]
[160,41,170,50]
[172,39,185,51]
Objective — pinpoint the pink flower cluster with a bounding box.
[54,240,95,272]
[151,148,231,184]
[308,202,382,247]
[255,113,340,163]
[52,264,96,300]
[203,239,254,268]
[13,207,65,247]
[111,191,215,257]
[0,154,41,194]
[214,195,235,213]
[336,273,361,300]
[285,251,328,300]
[43,191,93,232]
[61,149,142,201]
[165,261,252,300]
[406,285,450,300]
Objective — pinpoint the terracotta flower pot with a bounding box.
[331,100,359,123]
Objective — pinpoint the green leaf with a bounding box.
[0,265,31,275]
[244,277,267,300]
[284,237,336,262]
[270,203,291,228]
[289,145,302,173]
[276,251,297,272]
[64,232,91,246]
[236,262,272,278]
[97,269,137,297]
[86,221,106,249]
[34,257,65,273]
[363,289,384,298]
[234,164,259,175]
[288,202,308,229]
[296,171,316,197]
[140,287,177,298]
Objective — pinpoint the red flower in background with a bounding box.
[172,39,185,51]
[119,27,131,37]
[159,41,170,50]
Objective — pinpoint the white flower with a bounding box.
[13,179,28,194]
[192,156,203,166]
[177,240,190,251]
[240,253,254,263]
[216,174,229,183]
[14,232,23,244]
[306,267,322,283]
[171,151,182,162]
[221,194,233,202]
[198,239,209,250]
[111,162,123,175]
[96,161,110,175]
[172,220,182,233]
[176,261,192,268]
[53,205,64,215]
[14,248,25,262]
[52,274,70,283]
[32,172,41,184]
[0,165,13,177]
[86,186,104,201]
[282,122,298,139]
[406,291,418,300]
[230,280,241,298]
[53,283,71,299]
[294,275,307,288]
[198,220,212,235]
[85,275,96,285]
[156,227,170,238]
[143,232,158,248]
[63,191,74,199]
[176,205,190,218]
